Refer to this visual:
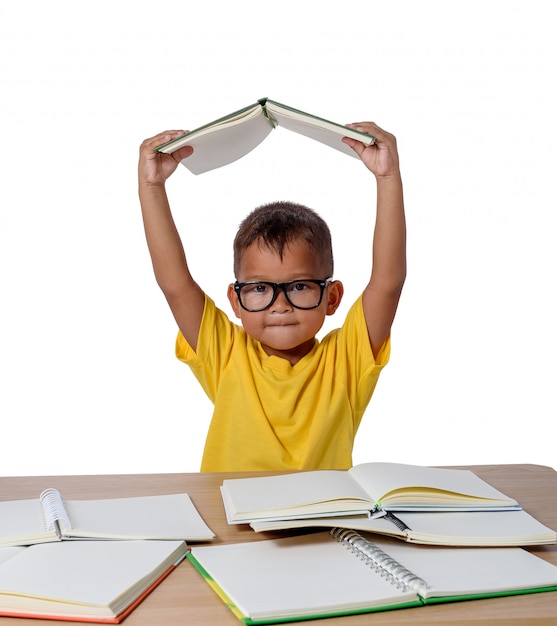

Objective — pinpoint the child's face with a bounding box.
[227,239,343,365]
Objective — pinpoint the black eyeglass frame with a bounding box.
[233,278,332,312]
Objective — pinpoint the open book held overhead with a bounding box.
[155,98,376,174]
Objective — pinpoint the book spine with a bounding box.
[260,102,278,129]
[39,488,72,536]
[330,529,427,595]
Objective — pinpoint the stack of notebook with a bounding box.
[0,490,214,622]
[183,461,557,624]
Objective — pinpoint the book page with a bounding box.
[0,547,25,566]
[265,100,374,158]
[158,104,273,174]
[0,499,55,546]
[249,514,406,539]
[189,533,419,621]
[401,509,557,546]
[251,509,557,547]
[0,540,187,616]
[348,462,520,510]
[65,493,214,541]
[221,471,374,523]
[369,537,557,599]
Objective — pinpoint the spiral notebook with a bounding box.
[0,489,214,547]
[187,530,557,624]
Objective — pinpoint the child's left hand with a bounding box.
[343,122,400,179]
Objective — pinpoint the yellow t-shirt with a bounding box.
[176,295,390,472]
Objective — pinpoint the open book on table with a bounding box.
[221,462,522,526]
[0,490,214,547]
[155,98,375,174]
[188,529,557,624]
[0,539,187,623]
[250,509,557,547]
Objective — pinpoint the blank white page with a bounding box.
[190,533,418,621]
[371,537,557,598]
[66,493,214,540]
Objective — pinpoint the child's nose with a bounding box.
[270,288,293,312]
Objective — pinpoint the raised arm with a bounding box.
[342,123,407,357]
[138,131,205,350]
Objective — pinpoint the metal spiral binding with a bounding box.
[330,528,428,594]
[39,488,72,535]
[383,511,411,532]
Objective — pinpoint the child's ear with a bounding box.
[326,280,344,315]
[227,283,242,319]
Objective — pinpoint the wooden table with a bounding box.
[1,464,556,625]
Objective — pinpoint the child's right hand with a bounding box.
[138,131,193,186]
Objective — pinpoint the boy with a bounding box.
[138,122,406,471]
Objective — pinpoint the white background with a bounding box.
[1,1,555,476]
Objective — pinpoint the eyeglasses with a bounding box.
[234,278,332,312]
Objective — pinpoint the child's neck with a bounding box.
[260,338,316,366]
